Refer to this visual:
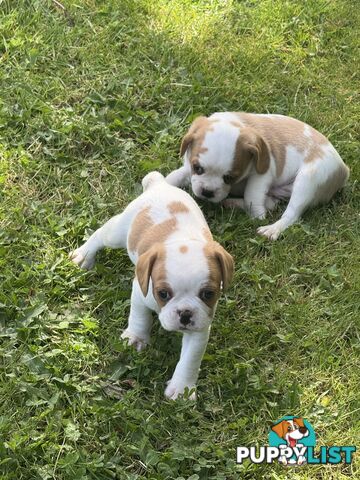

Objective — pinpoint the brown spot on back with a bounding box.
[128,206,153,253]
[179,245,188,254]
[139,219,176,255]
[168,201,189,214]
[128,206,177,255]
[304,145,324,163]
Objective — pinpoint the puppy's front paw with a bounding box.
[222,198,245,210]
[69,248,95,270]
[165,380,196,401]
[121,329,148,352]
[257,222,283,241]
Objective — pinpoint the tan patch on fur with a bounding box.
[304,146,324,163]
[129,206,178,297]
[128,206,153,253]
[180,116,218,169]
[235,113,329,176]
[168,201,189,214]
[137,219,176,255]
[179,245,188,253]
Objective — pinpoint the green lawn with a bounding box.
[0,0,359,478]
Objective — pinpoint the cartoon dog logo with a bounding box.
[271,417,310,465]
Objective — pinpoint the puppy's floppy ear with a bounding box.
[180,133,194,157]
[213,242,234,290]
[235,128,270,175]
[136,245,159,297]
[249,132,270,174]
[271,421,287,439]
[180,116,208,157]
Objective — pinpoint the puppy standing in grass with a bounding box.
[70,172,234,399]
[166,112,349,240]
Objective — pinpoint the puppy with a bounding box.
[70,172,234,400]
[271,417,309,465]
[166,112,349,240]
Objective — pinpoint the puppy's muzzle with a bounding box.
[201,188,214,199]
[178,309,193,326]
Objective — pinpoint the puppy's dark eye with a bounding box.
[158,290,172,302]
[287,426,292,431]
[193,164,204,175]
[223,174,234,185]
[200,289,215,301]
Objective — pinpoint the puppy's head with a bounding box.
[136,240,234,332]
[181,116,270,202]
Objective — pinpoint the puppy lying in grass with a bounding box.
[167,112,349,240]
[70,172,234,399]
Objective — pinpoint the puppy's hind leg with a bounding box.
[70,211,131,269]
[257,169,317,240]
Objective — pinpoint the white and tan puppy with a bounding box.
[70,172,234,400]
[166,112,349,240]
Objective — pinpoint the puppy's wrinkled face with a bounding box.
[136,241,234,332]
[181,116,270,203]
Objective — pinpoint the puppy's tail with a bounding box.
[142,171,165,191]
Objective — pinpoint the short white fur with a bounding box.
[166,112,349,240]
[70,172,226,400]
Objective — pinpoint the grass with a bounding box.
[0,0,359,478]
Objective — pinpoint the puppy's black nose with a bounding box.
[179,310,192,326]
[299,427,307,434]
[201,188,214,199]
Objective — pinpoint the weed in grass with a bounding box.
[0,1,359,479]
